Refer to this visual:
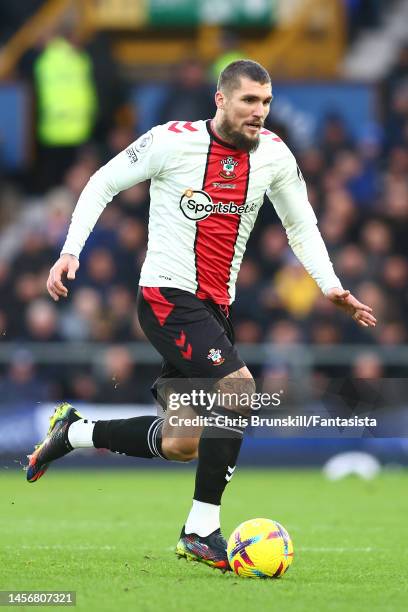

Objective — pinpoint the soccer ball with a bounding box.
[227,518,294,578]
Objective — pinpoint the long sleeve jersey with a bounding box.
[61,119,342,305]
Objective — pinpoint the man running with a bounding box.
[26,60,376,571]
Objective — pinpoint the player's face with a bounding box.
[217,77,273,152]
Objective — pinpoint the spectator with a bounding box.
[0,348,50,403]
[68,369,98,402]
[115,217,146,284]
[351,352,384,379]
[320,113,355,166]
[234,258,264,323]
[382,42,408,121]
[96,345,150,404]
[360,219,393,272]
[273,260,320,319]
[157,59,214,124]
[24,298,61,342]
[80,248,117,296]
[384,83,408,151]
[257,225,288,277]
[106,285,135,341]
[234,320,263,344]
[22,18,98,191]
[335,245,368,290]
[117,182,149,222]
[210,30,246,83]
[60,287,103,342]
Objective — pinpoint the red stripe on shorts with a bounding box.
[141,287,175,327]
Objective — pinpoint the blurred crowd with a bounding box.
[343,0,390,41]
[1,23,408,402]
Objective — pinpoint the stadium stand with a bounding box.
[1,0,408,402]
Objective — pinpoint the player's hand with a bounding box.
[47,254,79,301]
[326,288,377,328]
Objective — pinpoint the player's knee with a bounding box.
[218,367,255,418]
[161,438,198,462]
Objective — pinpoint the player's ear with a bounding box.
[215,90,225,110]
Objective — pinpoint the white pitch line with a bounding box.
[5,544,116,551]
[166,546,376,554]
[7,545,377,553]
[7,520,130,528]
[167,546,375,552]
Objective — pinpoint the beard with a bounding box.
[217,116,261,153]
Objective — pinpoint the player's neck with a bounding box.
[211,118,235,147]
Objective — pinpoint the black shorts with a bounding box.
[137,287,245,409]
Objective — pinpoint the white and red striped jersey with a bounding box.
[62,119,341,305]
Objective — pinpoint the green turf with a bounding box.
[1,467,407,612]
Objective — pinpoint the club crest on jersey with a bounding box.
[207,348,225,366]
[219,157,238,179]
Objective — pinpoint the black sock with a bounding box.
[193,407,246,505]
[92,416,166,459]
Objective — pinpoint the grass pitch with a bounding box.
[1,467,407,612]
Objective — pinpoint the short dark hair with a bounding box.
[217,59,271,94]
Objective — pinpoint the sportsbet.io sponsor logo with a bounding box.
[180,188,257,221]
[180,189,212,221]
